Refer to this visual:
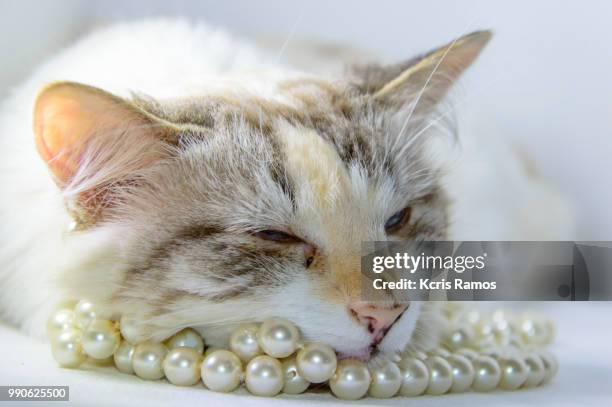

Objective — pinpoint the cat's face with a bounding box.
[34,31,490,360]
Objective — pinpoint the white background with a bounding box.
[2,0,611,239]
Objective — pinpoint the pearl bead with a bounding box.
[163,348,203,386]
[132,341,168,380]
[54,299,78,311]
[296,342,337,383]
[446,325,475,350]
[491,308,513,323]
[258,318,300,358]
[204,347,220,357]
[455,309,482,325]
[519,315,548,346]
[398,358,429,396]
[51,328,87,368]
[82,319,120,359]
[230,323,262,362]
[447,354,475,393]
[413,351,428,360]
[480,346,503,359]
[245,355,284,397]
[471,355,501,391]
[473,321,496,348]
[46,309,75,336]
[492,323,512,345]
[166,328,204,354]
[89,355,115,366]
[281,356,310,394]
[119,316,142,344]
[368,361,402,398]
[74,300,99,330]
[442,302,464,319]
[428,347,451,358]
[114,340,135,374]
[201,350,242,392]
[538,350,558,384]
[329,359,371,400]
[47,302,561,399]
[507,335,526,350]
[455,348,479,361]
[522,353,545,388]
[424,356,453,395]
[499,355,529,390]
[543,318,556,344]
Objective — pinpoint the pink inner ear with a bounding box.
[33,83,144,186]
[32,82,175,221]
[34,96,86,185]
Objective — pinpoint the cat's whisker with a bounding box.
[402,167,439,182]
[393,76,458,160]
[390,18,480,155]
[274,10,304,65]
[391,47,459,154]
[140,310,255,327]
[409,71,510,143]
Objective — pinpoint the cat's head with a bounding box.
[34,31,490,360]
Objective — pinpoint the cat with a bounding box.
[0,19,572,362]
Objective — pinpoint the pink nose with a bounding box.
[349,302,408,339]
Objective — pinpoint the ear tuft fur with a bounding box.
[350,30,492,111]
[33,81,179,225]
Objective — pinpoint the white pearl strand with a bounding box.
[48,301,558,400]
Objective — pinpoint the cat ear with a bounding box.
[33,81,179,224]
[352,30,491,112]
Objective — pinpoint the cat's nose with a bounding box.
[349,302,407,339]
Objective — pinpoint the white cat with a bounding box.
[0,19,572,360]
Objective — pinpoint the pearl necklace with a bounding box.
[47,301,558,399]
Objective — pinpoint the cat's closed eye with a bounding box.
[254,229,303,243]
[384,207,412,234]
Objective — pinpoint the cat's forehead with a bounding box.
[136,79,437,223]
[148,82,350,129]
[136,79,391,178]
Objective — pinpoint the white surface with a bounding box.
[1,303,611,406]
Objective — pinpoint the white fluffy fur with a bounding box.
[0,19,293,336]
[0,19,573,350]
